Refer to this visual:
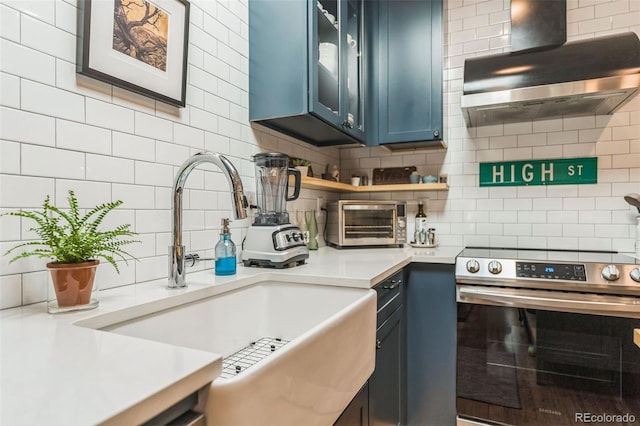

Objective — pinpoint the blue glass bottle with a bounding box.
[215,218,236,276]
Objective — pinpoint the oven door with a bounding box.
[341,204,397,246]
[456,285,640,426]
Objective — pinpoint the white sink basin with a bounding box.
[78,280,376,425]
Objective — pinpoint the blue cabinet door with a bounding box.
[249,0,365,146]
[406,263,456,425]
[369,0,444,148]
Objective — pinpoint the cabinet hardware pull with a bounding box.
[383,279,401,290]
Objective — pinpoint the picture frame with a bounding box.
[77,0,190,107]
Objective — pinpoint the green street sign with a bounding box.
[479,157,597,187]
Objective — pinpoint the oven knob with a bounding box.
[488,260,502,275]
[630,267,640,283]
[466,259,480,273]
[601,265,620,281]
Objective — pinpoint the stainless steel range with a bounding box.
[455,247,640,426]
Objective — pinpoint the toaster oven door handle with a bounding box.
[457,285,640,319]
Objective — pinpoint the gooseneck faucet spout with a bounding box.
[169,152,247,288]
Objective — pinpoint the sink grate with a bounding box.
[220,337,290,379]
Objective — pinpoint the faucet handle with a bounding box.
[184,253,215,267]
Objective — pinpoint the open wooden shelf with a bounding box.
[300,176,448,193]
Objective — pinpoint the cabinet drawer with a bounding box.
[374,270,403,326]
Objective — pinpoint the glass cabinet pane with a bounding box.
[345,0,363,132]
[316,0,340,115]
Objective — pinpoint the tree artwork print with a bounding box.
[112,0,169,71]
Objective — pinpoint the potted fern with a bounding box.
[2,190,138,313]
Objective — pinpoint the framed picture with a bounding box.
[77,0,190,107]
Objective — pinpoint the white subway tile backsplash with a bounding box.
[0,107,56,146]
[0,174,54,208]
[21,270,48,305]
[568,5,595,22]
[612,153,640,168]
[135,255,167,283]
[22,79,84,122]
[86,154,134,184]
[98,260,136,291]
[204,93,230,117]
[517,133,547,147]
[112,132,156,162]
[595,224,630,238]
[0,274,21,309]
[0,4,20,41]
[55,0,76,33]
[21,14,75,62]
[579,237,612,251]
[517,211,546,223]
[0,140,20,174]
[564,224,595,237]
[0,73,19,108]
[598,168,629,182]
[190,107,219,133]
[135,161,174,187]
[579,209,612,224]
[612,125,640,140]
[612,12,640,28]
[135,210,171,234]
[578,16,612,33]
[4,0,55,23]
[22,144,84,179]
[112,87,157,112]
[112,184,155,210]
[134,111,173,142]
[1,39,56,86]
[86,99,135,133]
[174,123,205,149]
[532,118,563,133]
[56,120,112,155]
[156,141,191,167]
[594,0,629,17]
[54,179,111,208]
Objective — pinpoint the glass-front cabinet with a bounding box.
[249,0,365,146]
[312,0,365,140]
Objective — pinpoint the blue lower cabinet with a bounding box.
[334,382,370,426]
[406,263,456,425]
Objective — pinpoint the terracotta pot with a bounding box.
[46,260,99,307]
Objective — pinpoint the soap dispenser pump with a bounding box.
[215,218,236,276]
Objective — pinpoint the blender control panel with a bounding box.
[273,227,307,250]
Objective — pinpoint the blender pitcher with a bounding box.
[252,153,301,225]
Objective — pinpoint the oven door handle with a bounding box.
[457,285,640,319]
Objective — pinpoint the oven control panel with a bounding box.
[516,262,587,281]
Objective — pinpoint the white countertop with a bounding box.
[0,245,461,425]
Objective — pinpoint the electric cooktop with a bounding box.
[455,247,640,296]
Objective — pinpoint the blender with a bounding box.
[242,152,309,268]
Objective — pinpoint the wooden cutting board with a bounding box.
[372,166,417,185]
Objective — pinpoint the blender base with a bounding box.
[242,225,309,268]
[242,253,308,269]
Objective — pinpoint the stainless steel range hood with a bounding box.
[460,0,640,127]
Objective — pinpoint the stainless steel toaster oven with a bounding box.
[325,200,407,248]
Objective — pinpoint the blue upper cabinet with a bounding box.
[249,0,366,146]
[367,0,445,150]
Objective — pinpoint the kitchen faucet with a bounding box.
[169,152,247,288]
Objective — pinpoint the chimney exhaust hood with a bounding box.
[460,0,640,127]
